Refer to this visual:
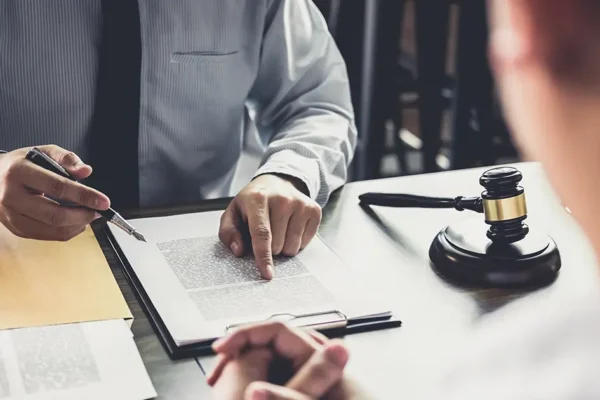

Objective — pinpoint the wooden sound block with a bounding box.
[429,218,561,288]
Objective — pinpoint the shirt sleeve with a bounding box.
[247,0,357,206]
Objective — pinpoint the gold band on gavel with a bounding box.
[483,193,527,222]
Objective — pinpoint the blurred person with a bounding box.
[207,1,600,398]
[0,0,355,279]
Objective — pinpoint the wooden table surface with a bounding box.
[97,162,599,399]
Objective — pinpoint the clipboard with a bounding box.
[102,220,402,360]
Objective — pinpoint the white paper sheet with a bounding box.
[109,210,389,346]
[0,320,156,400]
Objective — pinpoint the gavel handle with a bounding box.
[358,192,484,213]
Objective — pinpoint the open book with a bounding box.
[108,210,393,349]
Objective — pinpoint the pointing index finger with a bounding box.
[243,194,274,280]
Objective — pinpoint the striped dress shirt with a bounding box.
[0,0,356,208]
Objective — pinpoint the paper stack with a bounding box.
[0,320,156,400]
[0,226,156,399]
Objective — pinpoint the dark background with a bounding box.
[312,0,519,183]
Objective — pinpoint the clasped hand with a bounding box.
[208,321,361,400]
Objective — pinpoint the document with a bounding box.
[109,210,388,346]
[0,225,132,331]
[0,319,156,400]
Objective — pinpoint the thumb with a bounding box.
[219,202,246,257]
[38,145,92,180]
[244,382,311,400]
[285,340,349,398]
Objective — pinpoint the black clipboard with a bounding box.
[104,224,215,359]
[102,217,401,360]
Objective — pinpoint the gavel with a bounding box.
[359,167,529,244]
[358,167,561,288]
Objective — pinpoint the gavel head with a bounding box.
[479,167,529,243]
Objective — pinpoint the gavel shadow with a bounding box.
[358,202,422,260]
[359,202,544,317]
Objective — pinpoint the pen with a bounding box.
[322,315,402,337]
[25,147,146,242]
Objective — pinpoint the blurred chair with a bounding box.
[360,0,451,178]
[332,0,406,180]
[315,0,517,180]
[386,0,517,176]
[363,0,406,180]
[333,0,452,179]
[450,0,517,169]
[328,0,382,181]
[414,0,452,173]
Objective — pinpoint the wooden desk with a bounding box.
[98,162,598,399]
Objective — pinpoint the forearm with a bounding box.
[255,111,355,206]
[250,0,357,206]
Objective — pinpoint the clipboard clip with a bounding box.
[225,310,348,334]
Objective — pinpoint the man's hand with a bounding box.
[208,321,355,400]
[0,145,110,241]
[209,348,274,400]
[219,174,322,280]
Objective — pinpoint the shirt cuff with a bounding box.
[253,149,321,202]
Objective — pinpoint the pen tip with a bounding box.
[133,231,147,242]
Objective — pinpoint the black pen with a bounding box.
[25,147,146,242]
[320,314,402,338]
